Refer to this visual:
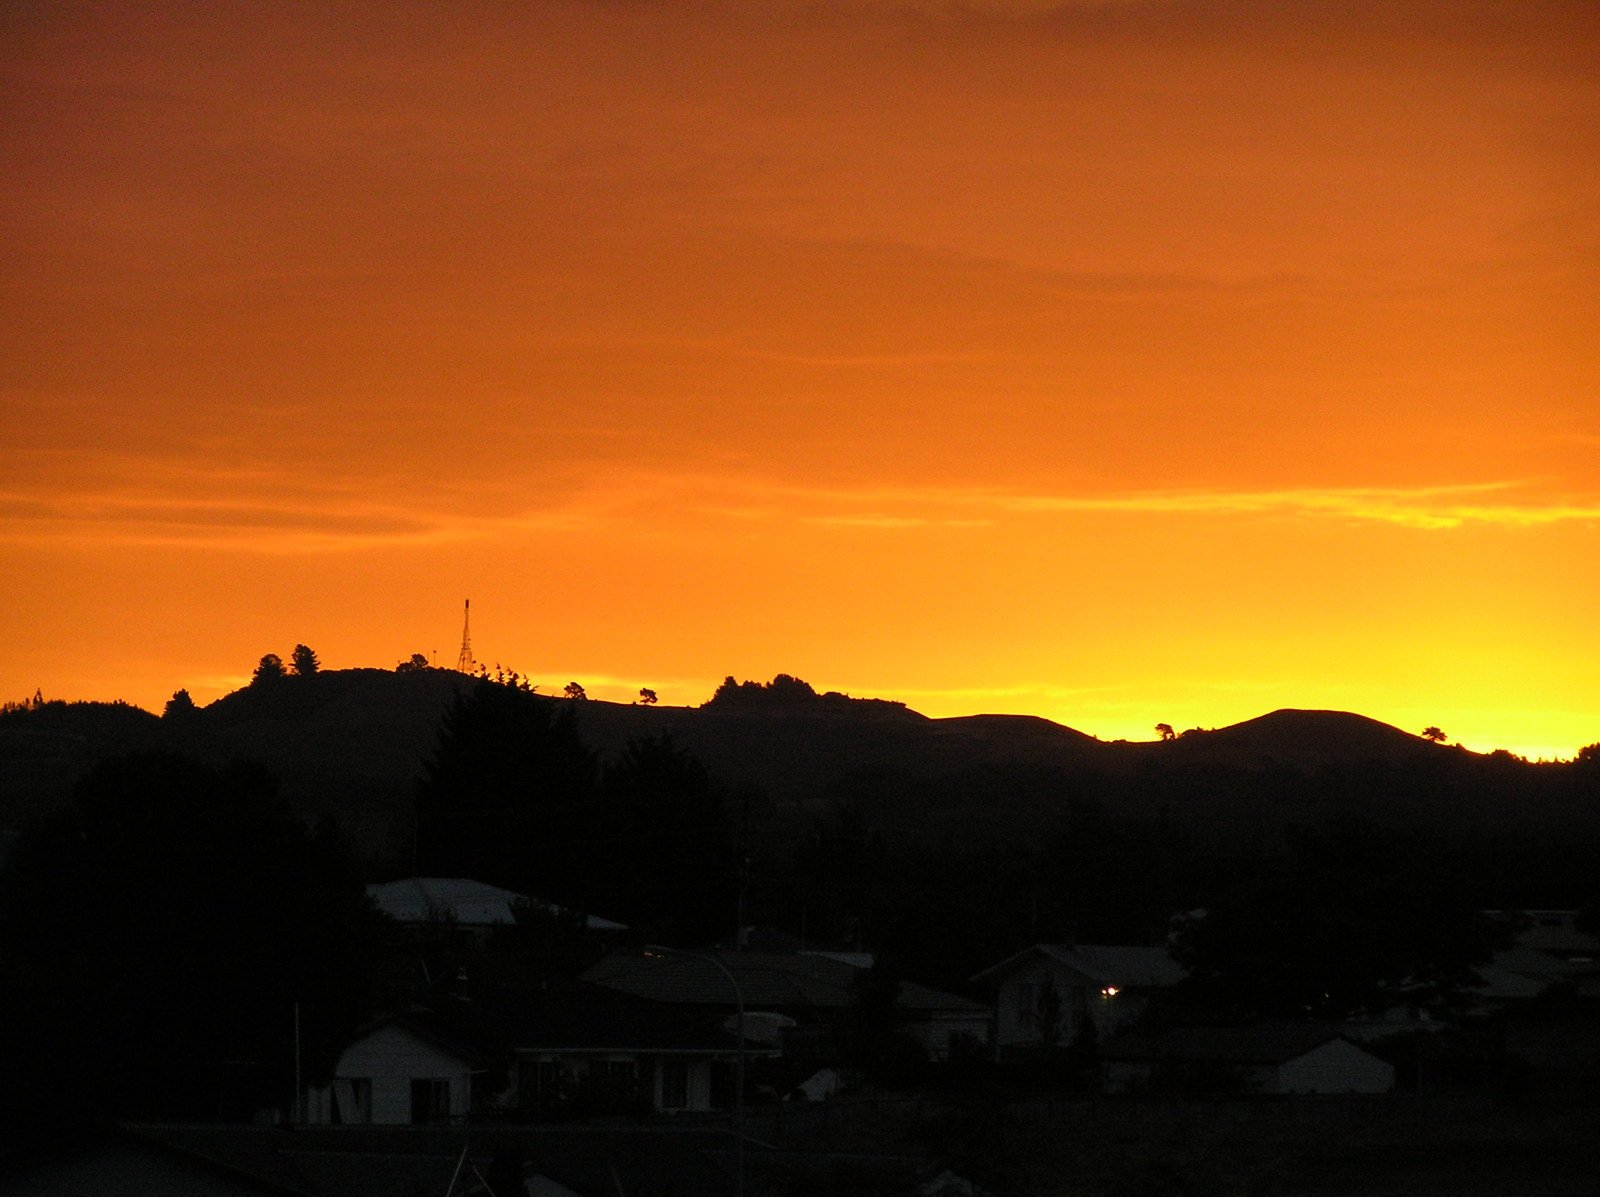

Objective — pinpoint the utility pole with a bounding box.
[292,1002,302,1126]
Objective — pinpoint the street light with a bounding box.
[645,946,745,1197]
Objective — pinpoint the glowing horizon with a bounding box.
[3,2,1595,766]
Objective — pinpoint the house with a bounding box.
[1100,1024,1396,1095]
[582,948,992,1063]
[971,944,1185,1051]
[302,1018,476,1125]
[479,982,779,1115]
[1485,909,1600,966]
[367,877,627,938]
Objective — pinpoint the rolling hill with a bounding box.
[2,669,1591,880]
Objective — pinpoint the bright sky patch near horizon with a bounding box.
[2,1,1596,759]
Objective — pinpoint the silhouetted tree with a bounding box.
[598,734,737,942]
[707,673,820,707]
[1421,726,1447,743]
[396,652,431,672]
[163,688,197,718]
[251,653,285,684]
[837,961,925,1086]
[0,753,382,1130]
[638,687,658,705]
[290,644,320,676]
[1169,819,1503,1021]
[795,796,892,950]
[563,681,587,701]
[416,679,599,903]
[1155,723,1176,742]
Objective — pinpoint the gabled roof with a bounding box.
[971,944,1186,989]
[1099,1023,1372,1065]
[341,1011,484,1069]
[367,877,627,932]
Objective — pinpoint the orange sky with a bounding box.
[3,1,1596,759]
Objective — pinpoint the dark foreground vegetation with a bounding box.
[2,668,1598,1190]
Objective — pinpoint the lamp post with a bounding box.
[646,946,745,1197]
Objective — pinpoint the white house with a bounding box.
[303,1019,475,1125]
[972,944,1186,1051]
[1100,1024,1396,1095]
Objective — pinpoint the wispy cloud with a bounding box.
[990,483,1600,530]
[696,478,1600,533]
[5,449,1594,556]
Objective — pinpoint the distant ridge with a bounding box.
[1157,708,1441,769]
[4,668,1582,877]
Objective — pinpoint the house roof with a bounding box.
[1486,910,1600,959]
[1489,946,1592,980]
[583,950,990,1016]
[454,981,763,1055]
[366,877,627,932]
[1099,1023,1372,1066]
[971,944,1186,989]
[340,1012,484,1069]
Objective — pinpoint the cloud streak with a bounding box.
[719,479,1600,533]
[4,468,1595,555]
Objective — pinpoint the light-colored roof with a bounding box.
[367,877,627,932]
[972,943,1187,989]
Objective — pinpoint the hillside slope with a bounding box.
[4,671,1584,880]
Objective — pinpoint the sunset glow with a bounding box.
[3,2,1596,759]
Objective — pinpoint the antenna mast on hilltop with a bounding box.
[455,599,476,674]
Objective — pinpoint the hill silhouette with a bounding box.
[2,670,1593,888]
[1154,708,1442,768]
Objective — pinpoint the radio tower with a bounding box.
[455,599,476,674]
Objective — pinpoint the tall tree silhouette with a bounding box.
[0,753,381,1129]
[598,734,736,943]
[416,679,599,904]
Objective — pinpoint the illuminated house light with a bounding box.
[1100,986,1119,999]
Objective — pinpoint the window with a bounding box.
[659,1059,689,1110]
[334,1077,372,1124]
[410,1077,451,1124]
[1017,982,1038,1017]
[709,1060,734,1109]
